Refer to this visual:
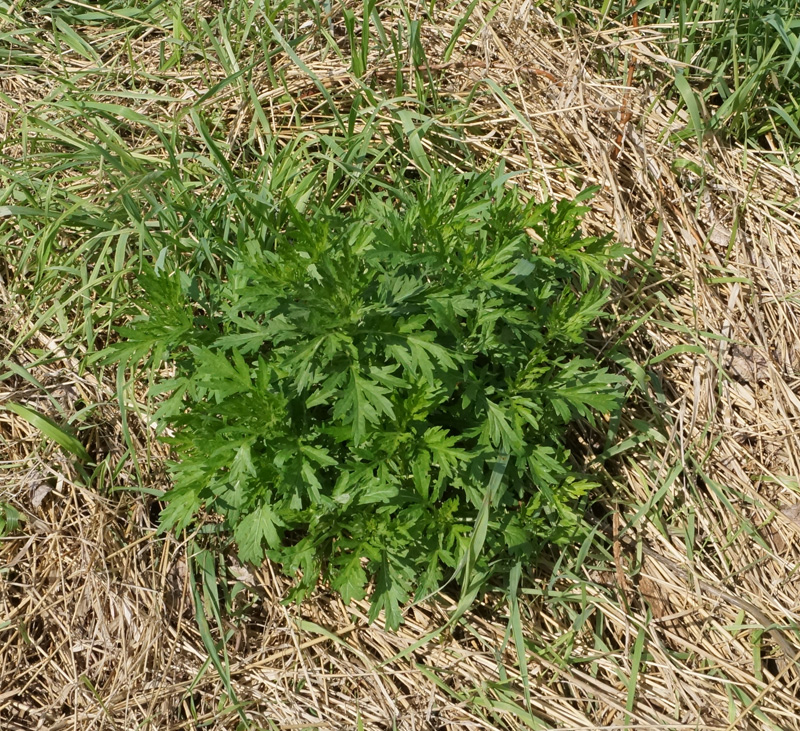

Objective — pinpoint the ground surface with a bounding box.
[2,1,800,729]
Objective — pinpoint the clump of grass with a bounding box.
[575,0,800,149]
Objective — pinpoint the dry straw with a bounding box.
[2,0,800,728]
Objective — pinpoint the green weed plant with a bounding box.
[112,168,624,628]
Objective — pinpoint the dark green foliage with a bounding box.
[113,168,625,628]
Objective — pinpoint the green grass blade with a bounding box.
[674,71,705,149]
[442,0,481,62]
[508,562,531,713]
[625,621,647,718]
[188,542,246,724]
[2,401,90,462]
[263,15,345,133]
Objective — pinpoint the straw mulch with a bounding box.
[2,1,800,728]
